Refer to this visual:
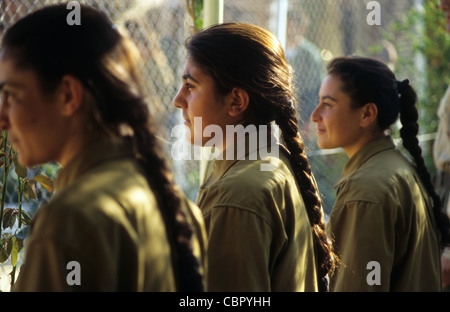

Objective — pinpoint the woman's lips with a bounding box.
[316,127,326,134]
[182,113,191,125]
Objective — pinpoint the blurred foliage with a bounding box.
[186,0,203,33]
[386,0,450,133]
[0,130,55,290]
[376,0,450,174]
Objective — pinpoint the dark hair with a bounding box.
[186,23,336,291]
[1,4,203,291]
[327,56,450,247]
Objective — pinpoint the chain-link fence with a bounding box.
[220,0,432,215]
[0,0,441,291]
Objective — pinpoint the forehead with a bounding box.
[0,50,39,90]
[183,57,211,81]
[0,50,20,81]
[0,49,11,79]
[320,75,345,93]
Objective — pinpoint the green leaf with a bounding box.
[33,174,54,193]
[23,180,37,200]
[11,237,23,267]
[2,208,17,230]
[13,157,27,178]
[0,236,13,263]
[20,210,32,226]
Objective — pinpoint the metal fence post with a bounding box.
[203,0,223,28]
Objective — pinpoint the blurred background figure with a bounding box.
[286,10,325,131]
[435,0,450,292]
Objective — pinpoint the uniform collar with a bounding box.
[55,138,132,192]
[334,135,395,188]
[201,126,280,187]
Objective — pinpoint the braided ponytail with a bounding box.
[274,103,336,292]
[397,80,450,247]
[132,122,204,291]
[87,52,205,291]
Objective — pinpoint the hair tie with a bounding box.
[397,79,409,98]
[400,79,409,87]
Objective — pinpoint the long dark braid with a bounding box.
[398,80,450,246]
[90,82,204,291]
[274,102,336,292]
[130,112,204,291]
[79,26,205,292]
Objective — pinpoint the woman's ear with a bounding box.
[227,87,249,117]
[360,102,378,128]
[58,75,84,117]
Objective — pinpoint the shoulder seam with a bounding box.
[205,204,273,228]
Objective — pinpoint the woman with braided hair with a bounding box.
[173,22,336,291]
[0,4,206,291]
[311,56,450,291]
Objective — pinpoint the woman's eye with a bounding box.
[1,90,10,103]
[2,90,20,108]
[185,83,194,90]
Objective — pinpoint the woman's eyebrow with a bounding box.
[0,81,25,91]
[182,73,199,84]
[321,95,338,101]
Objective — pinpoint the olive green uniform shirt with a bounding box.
[197,132,318,292]
[14,139,206,291]
[327,136,442,291]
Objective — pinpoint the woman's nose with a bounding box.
[310,105,321,123]
[0,100,10,130]
[172,87,186,109]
